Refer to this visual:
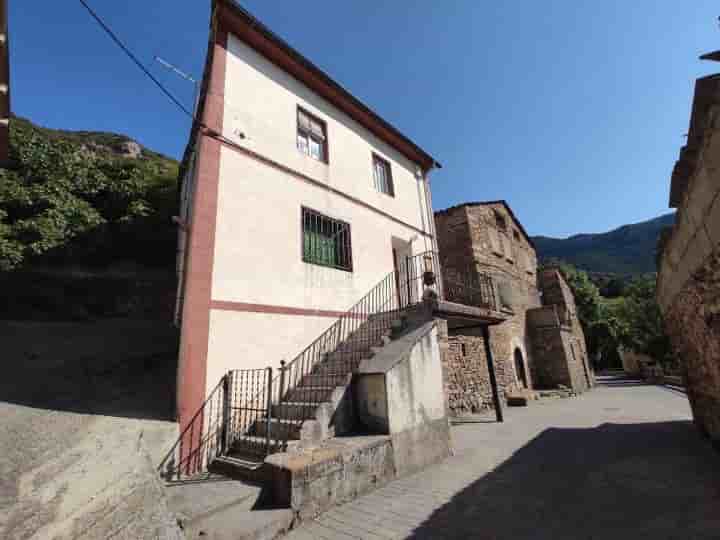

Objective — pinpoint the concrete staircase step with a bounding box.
[298,372,349,387]
[209,455,268,483]
[271,401,318,420]
[254,418,302,440]
[285,385,335,402]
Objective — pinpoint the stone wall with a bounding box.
[435,320,515,416]
[435,202,539,415]
[658,73,720,445]
[531,269,594,392]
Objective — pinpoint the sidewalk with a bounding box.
[284,376,720,540]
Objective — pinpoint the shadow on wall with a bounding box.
[0,319,178,421]
[406,420,720,540]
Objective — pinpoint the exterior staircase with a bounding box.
[211,309,406,479]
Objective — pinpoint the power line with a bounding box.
[76,0,195,120]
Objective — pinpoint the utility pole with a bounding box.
[0,0,10,167]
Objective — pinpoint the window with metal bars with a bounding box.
[297,107,327,162]
[372,153,394,196]
[301,207,352,271]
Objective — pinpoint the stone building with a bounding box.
[435,201,593,416]
[528,268,594,392]
[657,53,720,445]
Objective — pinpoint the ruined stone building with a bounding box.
[529,268,594,392]
[435,201,593,416]
[658,52,720,446]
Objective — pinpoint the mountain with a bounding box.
[531,213,676,276]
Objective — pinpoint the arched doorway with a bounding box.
[514,348,528,388]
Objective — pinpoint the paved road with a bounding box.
[285,375,720,540]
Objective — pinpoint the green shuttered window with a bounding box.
[301,207,352,272]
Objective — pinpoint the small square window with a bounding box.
[297,107,327,163]
[372,154,394,196]
[301,207,352,272]
[513,230,520,241]
[494,210,507,231]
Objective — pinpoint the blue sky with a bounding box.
[10,1,720,237]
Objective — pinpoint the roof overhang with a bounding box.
[216,0,440,172]
[700,50,720,63]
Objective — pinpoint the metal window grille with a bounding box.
[297,107,327,162]
[301,207,352,271]
[372,154,394,196]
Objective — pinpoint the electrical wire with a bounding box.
[76,0,196,120]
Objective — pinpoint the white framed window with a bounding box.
[297,107,327,162]
[372,153,394,196]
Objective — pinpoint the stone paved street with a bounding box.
[284,375,720,540]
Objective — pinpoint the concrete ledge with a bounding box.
[266,435,394,520]
[356,321,436,375]
[265,418,452,521]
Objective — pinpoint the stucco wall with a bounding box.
[197,32,437,394]
[385,326,445,433]
[221,34,433,239]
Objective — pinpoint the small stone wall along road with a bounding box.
[285,375,720,540]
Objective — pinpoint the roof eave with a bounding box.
[218,0,440,171]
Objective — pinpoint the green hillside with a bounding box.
[531,213,675,276]
[0,116,179,271]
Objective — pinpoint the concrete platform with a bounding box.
[165,474,294,540]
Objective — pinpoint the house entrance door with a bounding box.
[392,239,412,308]
[514,348,528,388]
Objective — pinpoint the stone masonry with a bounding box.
[435,202,594,416]
[658,64,720,445]
[435,201,541,416]
[528,268,594,392]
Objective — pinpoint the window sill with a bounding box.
[297,149,329,165]
[302,259,353,273]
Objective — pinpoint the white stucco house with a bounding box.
[174,0,443,441]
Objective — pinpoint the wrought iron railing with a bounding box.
[443,267,497,311]
[160,250,500,479]
[270,269,402,452]
[159,378,227,481]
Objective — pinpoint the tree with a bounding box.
[0,117,178,271]
[616,274,674,367]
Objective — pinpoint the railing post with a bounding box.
[265,366,273,453]
[405,255,412,306]
[221,372,231,455]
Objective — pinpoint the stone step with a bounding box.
[284,384,335,402]
[254,417,302,441]
[208,453,270,484]
[271,401,318,420]
[298,372,349,388]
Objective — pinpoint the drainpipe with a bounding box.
[423,166,442,297]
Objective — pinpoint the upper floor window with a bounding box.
[372,154,394,196]
[302,207,352,272]
[297,107,327,162]
[494,210,507,231]
[513,229,520,241]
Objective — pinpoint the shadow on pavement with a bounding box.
[0,319,178,421]
[406,420,720,540]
